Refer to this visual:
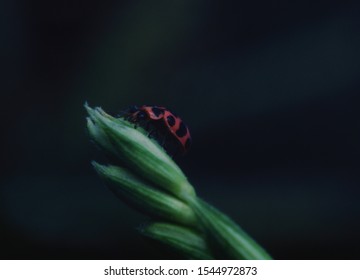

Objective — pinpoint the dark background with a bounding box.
[1,0,360,259]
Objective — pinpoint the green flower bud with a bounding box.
[87,117,117,156]
[93,162,197,227]
[86,103,272,260]
[141,222,214,260]
[85,104,195,202]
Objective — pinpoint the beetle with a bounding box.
[122,105,191,155]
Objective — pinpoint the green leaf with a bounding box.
[189,198,272,260]
[142,223,214,260]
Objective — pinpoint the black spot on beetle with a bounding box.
[151,107,163,117]
[137,111,146,119]
[166,115,176,127]
[176,122,187,137]
[185,138,191,150]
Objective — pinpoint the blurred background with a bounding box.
[1,0,360,259]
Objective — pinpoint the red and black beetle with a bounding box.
[122,105,191,155]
